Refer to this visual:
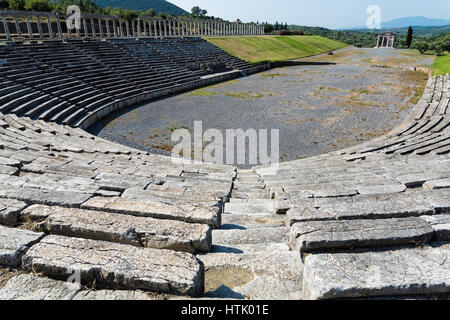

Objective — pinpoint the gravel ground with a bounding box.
[89,47,433,168]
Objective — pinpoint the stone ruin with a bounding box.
[0,10,448,301]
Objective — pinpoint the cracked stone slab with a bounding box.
[302,246,450,300]
[22,205,212,253]
[0,164,18,175]
[0,198,28,225]
[290,217,434,252]
[224,202,275,214]
[356,184,406,195]
[22,235,205,297]
[423,178,450,191]
[221,213,285,230]
[81,196,221,228]
[287,199,434,223]
[0,274,79,300]
[200,251,303,300]
[212,227,289,245]
[73,290,155,300]
[0,186,93,208]
[0,225,45,268]
[421,215,450,241]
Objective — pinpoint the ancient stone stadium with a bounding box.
[0,9,449,301]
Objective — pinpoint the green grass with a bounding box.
[206,36,348,63]
[432,53,450,75]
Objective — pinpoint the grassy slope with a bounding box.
[206,36,348,63]
[432,53,450,75]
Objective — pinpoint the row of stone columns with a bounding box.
[0,11,264,40]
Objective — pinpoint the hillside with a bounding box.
[351,25,450,37]
[92,0,187,15]
[206,36,348,63]
[347,16,450,30]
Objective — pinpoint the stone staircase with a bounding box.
[198,170,303,300]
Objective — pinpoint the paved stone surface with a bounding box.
[302,245,450,300]
[81,196,222,228]
[0,225,45,268]
[290,217,434,252]
[22,235,205,297]
[0,274,78,300]
[22,205,212,253]
[0,198,28,225]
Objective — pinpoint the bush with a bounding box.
[277,29,304,36]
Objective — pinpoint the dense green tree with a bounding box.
[406,26,413,48]
[8,0,25,10]
[191,6,207,18]
[24,0,52,12]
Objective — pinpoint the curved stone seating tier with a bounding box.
[0,37,449,298]
[251,73,450,300]
[0,38,269,130]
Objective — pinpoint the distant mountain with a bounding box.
[92,0,188,15]
[346,16,450,31]
[381,16,450,29]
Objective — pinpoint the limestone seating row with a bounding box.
[0,38,268,129]
[337,74,450,157]
[254,131,449,298]
[0,112,237,297]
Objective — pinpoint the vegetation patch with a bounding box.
[432,53,450,75]
[206,36,347,63]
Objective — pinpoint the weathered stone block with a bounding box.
[290,217,434,252]
[81,197,221,228]
[302,246,450,300]
[22,235,205,297]
[0,274,79,300]
[0,225,45,268]
[0,198,27,225]
[22,205,212,253]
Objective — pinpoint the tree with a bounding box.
[415,42,429,54]
[24,0,52,12]
[406,26,413,48]
[8,0,25,10]
[191,6,207,18]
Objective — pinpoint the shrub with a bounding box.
[277,29,304,36]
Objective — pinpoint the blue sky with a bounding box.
[169,0,450,29]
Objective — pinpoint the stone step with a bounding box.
[0,225,45,268]
[289,217,434,253]
[81,196,221,229]
[420,215,450,241]
[210,242,290,254]
[22,205,212,254]
[302,244,450,300]
[0,274,79,300]
[229,198,274,205]
[233,182,265,190]
[199,250,303,300]
[286,198,435,224]
[212,227,289,245]
[0,198,27,226]
[224,202,274,214]
[221,213,285,230]
[22,235,205,297]
[231,190,271,199]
